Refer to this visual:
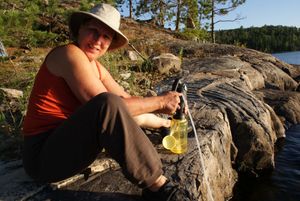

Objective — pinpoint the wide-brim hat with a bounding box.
[69,3,128,51]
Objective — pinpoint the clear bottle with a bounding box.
[169,96,188,154]
[169,116,188,154]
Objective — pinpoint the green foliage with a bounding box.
[215,25,300,53]
[176,28,209,41]
[0,0,248,48]
[135,0,168,27]
[200,0,246,17]
[179,47,184,62]
[135,0,203,31]
[0,93,23,129]
[99,52,122,78]
[26,30,60,47]
[0,0,66,47]
[0,0,123,48]
[80,0,111,11]
[98,49,139,76]
[141,59,154,72]
[0,89,25,160]
[0,58,38,160]
[0,111,5,123]
[185,0,199,28]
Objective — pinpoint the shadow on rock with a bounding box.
[29,187,142,201]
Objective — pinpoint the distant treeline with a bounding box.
[215,25,300,53]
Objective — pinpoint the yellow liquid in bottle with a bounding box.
[170,118,188,154]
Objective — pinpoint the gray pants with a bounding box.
[23,92,163,188]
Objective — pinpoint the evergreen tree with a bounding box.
[135,0,168,27]
[215,25,300,53]
[200,0,246,43]
[116,0,135,18]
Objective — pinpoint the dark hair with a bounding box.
[70,16,92,42]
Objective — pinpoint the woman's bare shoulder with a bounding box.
[46,44,89,76]
[47,44,82,59]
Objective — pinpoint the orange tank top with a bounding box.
[22,61,101,136]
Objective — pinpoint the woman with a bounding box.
[22,3,190,201]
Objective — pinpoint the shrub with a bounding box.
[26,30,60,47]
[176,28,209,42]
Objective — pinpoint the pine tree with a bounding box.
[200,0,246,43]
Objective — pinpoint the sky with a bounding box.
[214,0,300,30]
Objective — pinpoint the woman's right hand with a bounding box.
[158,91,181,115]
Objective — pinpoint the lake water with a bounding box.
[231,52,300,201]
[272,51,300,65]
[271,125,300,199]
[231,125,300,201]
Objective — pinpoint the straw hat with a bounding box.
[69,3,128,51]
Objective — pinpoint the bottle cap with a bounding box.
[162,135,176,150]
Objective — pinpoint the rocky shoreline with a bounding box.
[1,42,300,201]
[157,42,300,200]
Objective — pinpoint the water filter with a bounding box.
[162,79,188,154]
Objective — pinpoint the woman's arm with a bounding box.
[46,44,180,117]
[97,61,131,98]
[99,61,181,116]
[122,93,180,116]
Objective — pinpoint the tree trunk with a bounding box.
[175,0,181,30]
[211,0,215,43]
[129,0,133,18]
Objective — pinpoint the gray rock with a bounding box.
[152,53,182,75]
[120,72,132,80]
[0,88,23,99]
[242,55,298,90]
[184,56,265,90]
[152,41,300,200]
[158,74,279,200]
[0,160,45,201]
[127,50,139,61]
[254,89,300,128]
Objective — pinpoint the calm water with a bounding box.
[272,125,300,199]
[272,51,300,65]
[231,52,300,201]
[231,125,300,201]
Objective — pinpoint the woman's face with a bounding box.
[77,19,115,61]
